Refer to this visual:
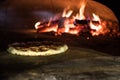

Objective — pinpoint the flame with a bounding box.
[35,22,41,29]
[75,0,87,20]
[89,13,110,36]
[62,9,73,18]
[34,0,112,37]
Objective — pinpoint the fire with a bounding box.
[62,8,73,18]
[34,0,113,36]
[74,0,87,20]
[35,22,41,29]
[89,13,110,36]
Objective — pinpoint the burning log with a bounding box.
[35,18,102,35]
[75,19,90,25]
[36,19,100,27]
[35,20,59,28]
[35,18,101,33]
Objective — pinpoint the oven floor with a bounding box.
[0,47,120,80]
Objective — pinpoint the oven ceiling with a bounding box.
[0,0,118,29]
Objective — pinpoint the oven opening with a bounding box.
[0,0,120,80]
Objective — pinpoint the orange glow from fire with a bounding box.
[89,13,110,36]
[62,9,73,18]
[74,0,86,20]
[34,0,112,36]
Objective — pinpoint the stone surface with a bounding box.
[6,57,120,80]
[0,47,120,80]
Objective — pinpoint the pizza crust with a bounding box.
[7,41,68,56]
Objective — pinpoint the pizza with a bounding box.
[7,41,68,56]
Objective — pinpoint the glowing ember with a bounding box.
[34,0,118,37]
